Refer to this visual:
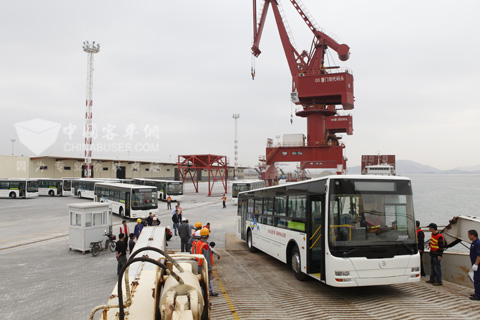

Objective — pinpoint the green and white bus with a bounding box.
[94,182,158,219]
[37,178,63,196]
[0,179,38,199]
[238,175,420,287]
[133,178,183,201]
[232,180,266,204]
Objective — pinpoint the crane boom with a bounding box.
[251,0,355,186]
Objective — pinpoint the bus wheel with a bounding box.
[9,192,16,199]
[119,207,124,218]
[48,190,54,196]
[291,245,308,281]
[247,230,257,253]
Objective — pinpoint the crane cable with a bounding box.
[251,54,256,80]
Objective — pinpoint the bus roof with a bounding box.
[237,175,411,196]
[95,182,157,190]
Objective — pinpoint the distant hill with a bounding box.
[347,160,480,175]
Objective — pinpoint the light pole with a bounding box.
[11,138,16,156]
[83,40,100,178]
[232,114,240,180]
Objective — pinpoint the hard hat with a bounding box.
[137,219,142,223]
[195,230,201,238]
[200,228,210,237]
[194,222,202,228]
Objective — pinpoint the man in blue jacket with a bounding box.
[134,218,143,239]
[468,230,480,300]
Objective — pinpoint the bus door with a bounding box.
[307,195,325,280]
[56,181,62,195]
[125,192,131,217]
[19,182,25,198]
[239,199,248,240]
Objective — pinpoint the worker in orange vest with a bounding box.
[193,228,218,297]
[222,194,227,208]
[426,223,445,286]
[119,220,129,237]
[167,195,172,210]
[188,222,203,252]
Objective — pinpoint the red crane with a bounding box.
[252,0,354,185]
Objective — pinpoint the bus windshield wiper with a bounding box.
[343,247,360,257]
[400,241,415,253]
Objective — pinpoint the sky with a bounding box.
[1,0,479,170]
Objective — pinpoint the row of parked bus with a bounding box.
[0,178,184,202]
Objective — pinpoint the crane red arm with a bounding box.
[252,0,350,74]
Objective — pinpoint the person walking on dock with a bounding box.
[116,233,127,276]
[178,218,191,252]
[416,221,426,277]
[167,195,172,210]
[468,230,480,300]
[171,210,181,236]
[222,194,227,208]
[119,220,129,236]
[426,223,445,286]
[134,219,144,240]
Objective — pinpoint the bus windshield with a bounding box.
[328,179,416,257]
[232,184,248,197]
[132,189,158,210]
[167,183,183,195]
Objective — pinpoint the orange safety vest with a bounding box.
[195,241,214,267]
[222,197,226,202]
[416,228,422,238]
[167,196,171,202]
[430,232,444,251]
[191,240,198,254]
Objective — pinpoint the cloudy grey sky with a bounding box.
[1,0,479,170]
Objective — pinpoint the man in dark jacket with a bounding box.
[468,230,480,300]
[116,233,127,276]
[171,210,181,236]
[146,212,154,226]
[178,218,191,252]
[426,223,445,286]
[416,221,426,276]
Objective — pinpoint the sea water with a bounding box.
[409,174,480,227]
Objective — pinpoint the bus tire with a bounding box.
[48,190,54,196]
[247,230,257,253]
[9,192,16,199]
[291,245,308,281]
[119,207,124,218]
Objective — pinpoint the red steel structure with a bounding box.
[252,0,354,185]
[177,154,228,196]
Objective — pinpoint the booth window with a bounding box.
[85,213,92,227]
[70,212,81,226]
[93,212,103,226]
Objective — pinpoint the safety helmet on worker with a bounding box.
[200,227,210,237]
[194,222,202,228]
[195,230,201,238]
[137,218,142,223]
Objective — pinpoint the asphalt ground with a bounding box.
[0,181,236,320]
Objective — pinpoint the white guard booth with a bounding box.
[68,202,112,253]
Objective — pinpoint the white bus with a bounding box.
[237,175,420,287]
[72,178,121,199]
[94,183,158,219]
[37,178,63,196]
[61,177,77,196]
[133,178,183,202]
[232,180,266,204]
[0,179,39,199]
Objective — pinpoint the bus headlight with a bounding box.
[335,271,350,276]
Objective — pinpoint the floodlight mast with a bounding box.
[233,114,240,180]
[82,41,100,178]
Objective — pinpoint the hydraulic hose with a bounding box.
[128,246,184,273]
[118,257,184,320]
